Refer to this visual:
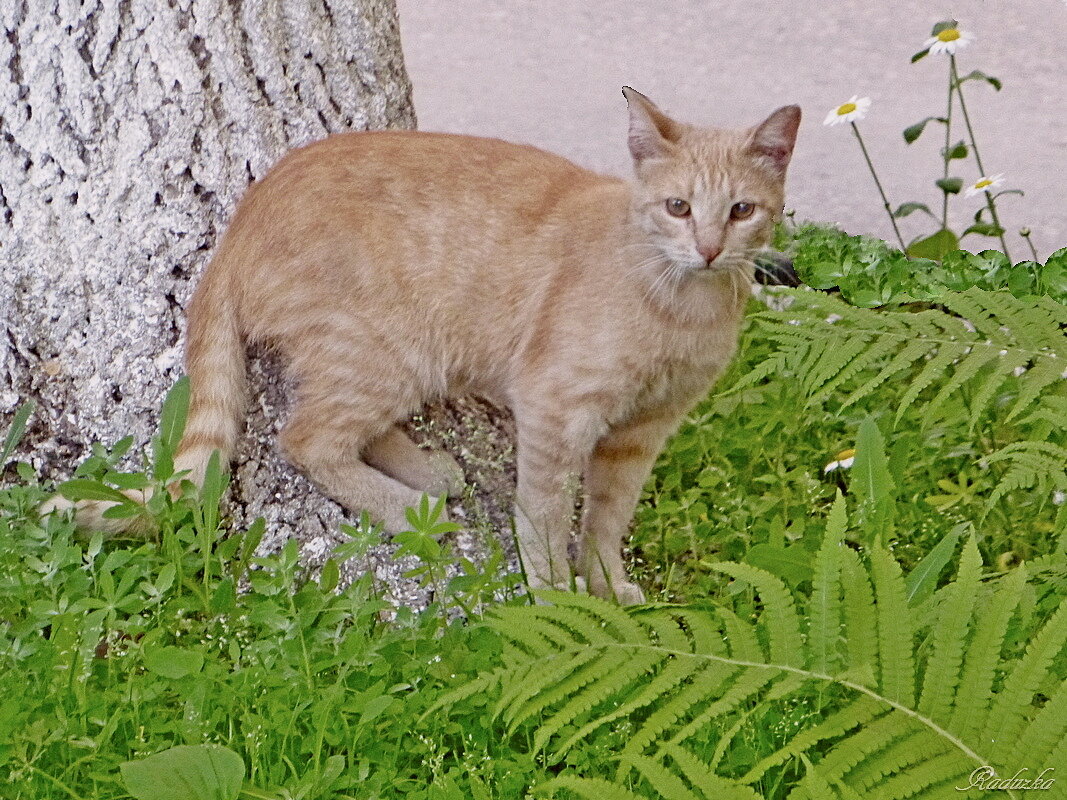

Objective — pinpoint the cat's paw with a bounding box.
[610,581,646,606]
[38,494,76,517]
[425,451,465,497]
[589,577,646,605]
[526,572,587,602]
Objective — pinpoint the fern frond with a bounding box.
[440,527,1059,800]
[845,729,952,791]
[532,647,661,755]
[983,595,1067,763]
[622,753,705,800]
[807,711,924,785]
[874,750,971,800]
[741,696,885,783]
[712,562,805,667]
[809,495,848,675]
[533,776,647,800]
[711,605,764,661]
[869,547,915,705]
[742,287,1066,425]
[949,565,1026,742]
[839,547,878,683]
[662,744,764,800]
[1009,675,1067,770]
[551,656,701,758]
[982,441,1067,510]
[618,663,767,765]
[917,536,983,726]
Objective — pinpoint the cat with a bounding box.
[45,88,800,604]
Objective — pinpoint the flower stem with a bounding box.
[951,55,1012,260]
[941,65,954,229]
[1020,228,1039,262]
[850,122,907,251]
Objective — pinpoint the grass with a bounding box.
[1,222,1066,798]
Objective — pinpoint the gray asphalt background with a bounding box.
[396,0,1066,261]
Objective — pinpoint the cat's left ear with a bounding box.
[749,105,802,174]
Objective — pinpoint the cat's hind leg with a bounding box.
[280,389,432,534]
[363,425,465,497]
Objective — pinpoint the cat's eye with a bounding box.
[730,201,755,220]
[665,198,691,217]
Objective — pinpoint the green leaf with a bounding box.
[910,47,930,63]
[744,543,813,587]
[955,69,1002,91]
[902,116,945,144]
[935,177,963,195]
[931,19,959,35]
[58,478,138,506]
[1,401,33,466]
[120,744,244,800]
[961,222,1005,238]
[155,377,190,480]
[943,140,968,160]
[320,558,339,593]
[892,202,935,219]
[904,525,962,605]
[142,645,204,679]
[906,228,959,261]
[850,417,896,541]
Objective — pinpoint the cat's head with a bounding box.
[622,87,800,277]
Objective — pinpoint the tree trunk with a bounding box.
[0,1,508,601]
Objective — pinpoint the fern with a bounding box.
[440,507,1067,799]
[736,286,1066,427]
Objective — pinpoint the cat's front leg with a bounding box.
[512,408,591,595]
[580,408,684,604]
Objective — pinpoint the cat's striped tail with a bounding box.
[39,273,247,533]
[171,282,247,491]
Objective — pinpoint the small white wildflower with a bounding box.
[824,96,871,126]
[825,314,843,324]
[965,173,1005,198]
[961,319,977,333]
[1054,491,1066,506]
[924,26,975,55]
[1012,366,1027,377]
[824,449,856,473]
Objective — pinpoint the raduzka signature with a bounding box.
[957,766,1056,791]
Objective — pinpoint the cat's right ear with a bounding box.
[622,87,679,162]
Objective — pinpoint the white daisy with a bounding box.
[824,448,856,473]
[964,173,1005,198]
[924,27,975,55]
[824,96,871,126]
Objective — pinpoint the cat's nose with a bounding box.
[697,244,722,265]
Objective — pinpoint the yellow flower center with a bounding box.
[937,28,961,42]
[835,449,856,461]
[836,102,857,116]
[975,179,992,189]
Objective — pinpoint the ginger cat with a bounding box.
[51,89,800,604]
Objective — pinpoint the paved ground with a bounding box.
[396,0,1066,261]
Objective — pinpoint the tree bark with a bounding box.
[0,0,504,601]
